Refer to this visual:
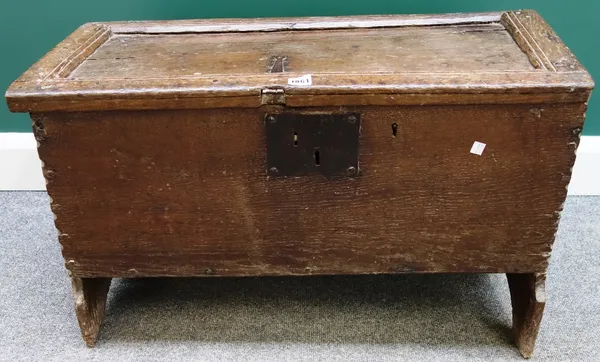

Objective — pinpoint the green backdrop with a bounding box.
[1,0,597,133]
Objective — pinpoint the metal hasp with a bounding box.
[265,112,361,177]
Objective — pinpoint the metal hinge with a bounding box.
[261,88,286,105]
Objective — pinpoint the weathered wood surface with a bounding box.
[501,11,586,72]
[6,72,593,113]
[70,24,534,80]
[32,101,585,277]
[5,11,593,113]
[6,23,110,84]
[507,273,547,358]
[71,277,112,347]
[107,12,503,34]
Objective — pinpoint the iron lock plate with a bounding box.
[265,112,361,177]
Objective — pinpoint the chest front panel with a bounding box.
[34,102,583,277]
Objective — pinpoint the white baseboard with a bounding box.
[0,133,46,191]
[1,132,599,194]
[569,136,600,195]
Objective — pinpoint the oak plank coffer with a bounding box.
[5,10,593,358]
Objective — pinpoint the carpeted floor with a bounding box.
[0,192,599,361]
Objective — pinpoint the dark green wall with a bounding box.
[1,1,597,133]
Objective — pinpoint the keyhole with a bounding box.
[293,132,298,146]
[314,149,320,166]
[392,123,398,137]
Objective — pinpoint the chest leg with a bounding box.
[71,277,112,347]
[507,273,546,358]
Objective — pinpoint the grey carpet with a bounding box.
[0,192,599,361]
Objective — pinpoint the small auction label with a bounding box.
[288,74,312,86]
[470,141,486,156]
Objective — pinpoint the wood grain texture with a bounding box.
[71,277,112,347]
[69,24,534,80]
[6,72,593,113]
[507,273,546,358]
[5,11,593,113]
[32,102,585,278]
[285,91,591,107]
[502,10,586,72]
[106,12,503,34]
[8,23,110,84]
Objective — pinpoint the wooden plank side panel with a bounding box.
[34,103,584,277]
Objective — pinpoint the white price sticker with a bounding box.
[287,74,312,86]
[470,141,486,156]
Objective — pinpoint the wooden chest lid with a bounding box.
[5,10,594,112]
